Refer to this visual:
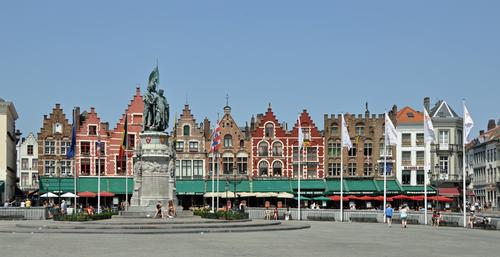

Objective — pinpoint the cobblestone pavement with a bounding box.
[1,221,498,257]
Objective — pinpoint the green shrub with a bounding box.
[193,208,248,220]
[53,211,118,222]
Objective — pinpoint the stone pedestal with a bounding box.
[125,131,179,216]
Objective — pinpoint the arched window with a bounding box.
[331,123,338,134]
[272,161,282,177]
[272,141,283,156]
[259,161,269,176]
[224,134,232,148]
[258,141,269,156]
[183,125,190,136]
[265,123,275,137]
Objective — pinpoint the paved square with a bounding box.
[0,221,498,257]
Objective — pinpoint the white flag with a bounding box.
[341,114,352,150]
[385,112,398,146]
[423,108,436,144]
[298,117,304,149]
[464,103,474,144]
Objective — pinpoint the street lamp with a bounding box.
[57,160,61,205]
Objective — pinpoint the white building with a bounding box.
[16,133,39,193]
[396,107,426,186]
[0,97,19,203]
[466,120,499,208]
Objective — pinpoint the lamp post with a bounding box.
[57,160,61,205]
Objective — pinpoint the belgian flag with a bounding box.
[118,114,128,169]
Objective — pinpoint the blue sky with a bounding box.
[1,0,499,136]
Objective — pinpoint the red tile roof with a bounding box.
[397,106,423,124]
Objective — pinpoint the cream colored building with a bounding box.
[0,97,19,203]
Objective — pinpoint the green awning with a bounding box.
[176,180,205,195]
[293,196,311,201]
[291,180,326,195]
[345,179,378,195]
[402,185,437,195]
[39,177,133,194]
[324,179,343,194]
[251,180,292,193]
[313,196,331,201]
[374,180,403,194]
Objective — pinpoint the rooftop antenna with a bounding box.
[225,93,229,106]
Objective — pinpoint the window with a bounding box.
[402,151,411,166]
[272,162,282,177]
[94,159,104,176]
[307,167,317,178]
[32,159,38,170]
[348,143,357,157]
[457,130,463,147]
[307,147,317,161]
[128,134,135,149]
[61,141,70,156]
[363,163,373,176]
[44,140,55,155]
[223,134,232,148]
[402,133,411,147]
[193,160,203,177]
[189,141,199,152]
[355,124,365,136]
[402,170,411,185]
[416,133,424,146]
[60,160,72,176]
[175,160,180,177]
[302,128,311,141]
[272,141,283,156]
[81,158,91,176]
[416,151,424,166]
[21,158,29,170]
[27,145,34,155]
[329,162,341,176]
[348,163,356,176]
[439,156,449,174]
[88,125,97,135]
[331,123,338,134]
[208,157,219,175]
[364,143,373,157]
[292,147,300,162]
[183,125,190,136]
[258,142,269,156]
[380,143,392,156]
[176,141,184,151]
[416,170,425,184]
[293,165,301,178]
[237,157,247,174]
[380,163,393,176]
[259,162,269,176]
[328,141,341,157]
[182,160,192,177]
[239,140,245,148]
[265,123,275,137]
[96,142,106,156]
[44,160,55,176]
[21,173,29,186]
[439,130,449,145]
[223,157,234,174]
[32,173,39,186]
[115,156,126,175]
[80,141,91,155]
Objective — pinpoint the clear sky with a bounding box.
[1,0,499,137]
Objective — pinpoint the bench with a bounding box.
[307,216,335,221]
[438,220,459,227]
[392,218,419,224]
[350,216,378,223]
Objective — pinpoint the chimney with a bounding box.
[203,117,211,138]
[487,119,496,131]
[424,97,430,112]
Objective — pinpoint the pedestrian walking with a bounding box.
[385,204,393,227]
[400,204,409,228]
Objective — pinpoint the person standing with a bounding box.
[385,204,394,227]
[400,204,409,228]
[273,207,279,220]
[284,206,291,221]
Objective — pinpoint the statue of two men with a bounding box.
[143,66,169,132]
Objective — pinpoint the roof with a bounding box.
[429,100,459,118]
[397,106,423,124]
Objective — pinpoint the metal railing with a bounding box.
[0,207,47,220]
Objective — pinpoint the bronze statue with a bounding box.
[143,65,169,132]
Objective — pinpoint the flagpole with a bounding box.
[340,114,344,222]
[216,152,220,209]
[211,152,215,212]
[424,141,428,225]
[383,113,387,223]
[71,108,77,211]
[125,151,128,211]
[298,144,301,221]
[97,135,101,214]
[462,100,467,228]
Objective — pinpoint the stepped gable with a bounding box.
[251,104,288,138]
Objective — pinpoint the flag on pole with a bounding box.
[96,136,102,158]
[384,112,398,146]
[298,117,304,149]
[463,103,474,144]
[119,115,128,160]
[341,114,352,150]
[423,108,436,144]
[66,114,76,159]
[210,120,221,153]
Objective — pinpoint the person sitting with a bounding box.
[167,200,176,218]
[155,201,163,219]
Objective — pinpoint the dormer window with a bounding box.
[265,123,275,138]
